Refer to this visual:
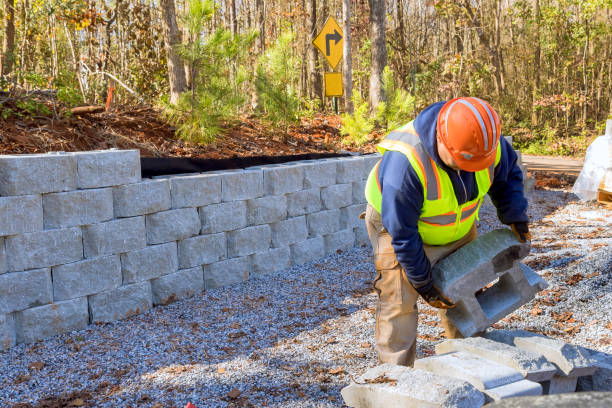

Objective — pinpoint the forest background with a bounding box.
[0,0,611,155]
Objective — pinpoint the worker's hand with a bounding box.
[416,284,456,309]
[511,222,531,243]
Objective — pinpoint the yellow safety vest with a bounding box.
[365,120,502,246]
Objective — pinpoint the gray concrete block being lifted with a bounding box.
[341,363,485,408]
[6,228,83,272]
[432,229,548,337]
[170,173,221,208]
[14,297,89,343]
[483,330,597,378]
[436,337,557,382]
[52,256,122,301]
[113,179,171,217]
[83,216,146,257]
[0,313,15,350]
[0,153,77,196]
[88,281,152,323]
[0,269,53,314]
[151,266,203,306]
[73,149,141,188]
[43,188,114,229]
[0,194,43,236]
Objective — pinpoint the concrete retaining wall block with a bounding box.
[340,204,366,229]
[88,281,152,323]
[0,153,77,196]
[247,195,287,225]
[0,238,5,274]
[286,188,321,217]
[73,150,141,188]
[270,216,308,248]
[121,242,178,284]
[251,246,290,277]
[113,179,171,217]
[0,313,15,351]
[52,256,122,301]
[43,188,113,229]
[200,201,247,234]
[204,256,250,289]
[336,157,365,183]
[290,236,325,265]
[83,217,146,257]
[14,297,88,343]
[151,267,203,306]
[306,209,340,236]
[0,195,43,236]
[321,183,353,209]
[146,208,200,245]
[361,154,381,178]
[324,229,355,254]
[222,169,263,201]
[178,233,226,269]
[170,174,222,208]
[354,224,369,247]
[6,228,83,272]
[263,165,304,195]
[341,363,485,408]
[352,180,367,204]
[227,225,271,257]
[0,269,52,314]
[304,161,337,188]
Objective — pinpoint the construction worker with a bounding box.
[363,97,530,367]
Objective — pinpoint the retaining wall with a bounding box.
[0,149,379,351]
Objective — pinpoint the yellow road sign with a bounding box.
[312,16,343,70]
[324,72,343,97]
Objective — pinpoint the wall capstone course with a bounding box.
[0,153,76,196]
[73,150,140,188]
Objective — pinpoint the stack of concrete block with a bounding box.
[432,229,548,337]
[0,149,379,351]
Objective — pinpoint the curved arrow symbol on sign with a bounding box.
[325,30,342,56]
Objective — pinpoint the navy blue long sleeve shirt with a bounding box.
[377,102,529,290]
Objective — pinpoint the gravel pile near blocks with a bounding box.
[1,188,610,408]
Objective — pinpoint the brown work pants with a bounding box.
[364,204,478,367]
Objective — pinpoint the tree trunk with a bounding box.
[531,0,541,125]
[368,0,387,110]
[342,0,353,113]
[1,0,16,76]
[160,0,187,104]
[307,0,322,101]
[256,0,265,54]
[230,0,237,36]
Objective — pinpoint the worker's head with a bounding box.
[436,97,501,172]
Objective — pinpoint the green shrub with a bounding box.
[376,66,415,130]
[340,92,375,145]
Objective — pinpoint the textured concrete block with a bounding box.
[74,149,141,188]
[336,157,365,183]
[307,209,340,236]
[324,229,355,253]
[222,169,263,201]
[204,256,250,289]
[83,217,146,257]
[341,204,366,229]
[121,242,178,284]
[544,374,577,394]
[0,269,52,313]
[52,256,121,301]
[43,188,113,228]
[6,228,83,272]
[433,229,547,337]
[485,380,542,401]
[263,165,304,194]
[1,313,15,350]
[14,297,88,343]
[321,183,352,209]
[286,188,321,217]
[88,281,151,323]
[0,238,5,274]
[200,201,247,233]
[483,330,597,377]
[251,246,290,276]
[247,195,287,225]
[577,348,612,392]
[361,154,381,179]
[151,267,203,305]
[170,173,221,208]
[146,208,200,245]
[303,161,337,188]
[270,216,308,248]
[436,337,557,382]
[354,224,370,247]
[415,351,525,391]
[352,180,367,204]
[113,179,171,217]
[341,363,485,408]
[227,225,271,257]
[0,153,76,196]
[177,233,226,268]
[0,195,43,236]
[485,392,612,408]
[290,236,325,265]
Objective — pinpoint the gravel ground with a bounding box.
[1,185,611,408]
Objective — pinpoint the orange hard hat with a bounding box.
[436,97,501,172]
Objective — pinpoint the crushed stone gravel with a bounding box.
[1,186,610,408]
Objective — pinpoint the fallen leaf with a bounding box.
[29,361,44,371]
[217,367,226,374]
[227,388,241,399]
[530,306,543,316]
[365,374,397,386]
[69,398,85,407]
[328,367,344,375]
[360,342,371,348]
[606,321,612,330]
